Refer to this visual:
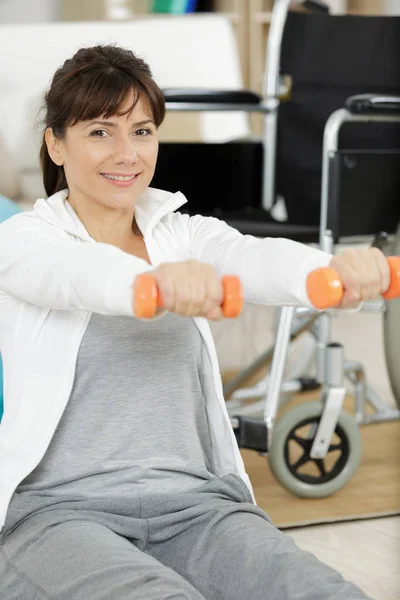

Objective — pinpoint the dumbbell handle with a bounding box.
[307,256,400,310]
[133,274,243,319]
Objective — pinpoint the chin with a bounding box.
[94,182,133,204]
[106,193,137,210]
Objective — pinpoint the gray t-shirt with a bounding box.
[14,312,216,501]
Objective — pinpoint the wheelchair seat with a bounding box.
[201,208,319,243]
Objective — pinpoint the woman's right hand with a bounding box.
[150,260,225,320]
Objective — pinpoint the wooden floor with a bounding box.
[286,516,400,600]
[211,308,400,600]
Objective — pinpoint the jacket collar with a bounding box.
[32,187,188,241]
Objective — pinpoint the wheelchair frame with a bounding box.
[265,103,400,434]
[163,0,400,497]
[250,103,400,497]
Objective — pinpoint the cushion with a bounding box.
[0,133,23,200]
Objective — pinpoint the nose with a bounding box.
[113,136,138,166]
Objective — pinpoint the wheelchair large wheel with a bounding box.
[383,227,400,409]
[268,402,362,498]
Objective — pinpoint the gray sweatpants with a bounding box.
[0,474,371,600]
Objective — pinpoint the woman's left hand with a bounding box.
[329,247,391,308]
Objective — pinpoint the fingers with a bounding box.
[152,261,225,318]
[372,247,391,295]
[352,248,375,301]
[330,247,391,307]
[174,262,223,317]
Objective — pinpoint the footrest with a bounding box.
[232,416,268,453]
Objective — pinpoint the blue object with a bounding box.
[152,0,187,13]
[0,195,22,221]
[0,195,21,422]
[0,354,3,422]
[185,0,198,11]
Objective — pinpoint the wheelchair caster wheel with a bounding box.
[268,401,362,498]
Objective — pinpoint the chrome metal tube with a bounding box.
[325,343,344,388]
[264,306,295,448]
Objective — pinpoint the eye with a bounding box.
[135,127,153,137]
[90,129,108,137]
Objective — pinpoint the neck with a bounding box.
[67,192,143,248]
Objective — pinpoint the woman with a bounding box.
[0,45,386,600]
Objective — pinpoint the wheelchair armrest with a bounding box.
[162,88,262,105]
[346,94,400,115]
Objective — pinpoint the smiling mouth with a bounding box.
[101,173,138,181]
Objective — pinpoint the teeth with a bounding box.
[103,174,136,181]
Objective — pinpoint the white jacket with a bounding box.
[0,188,332,531]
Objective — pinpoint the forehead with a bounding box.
[111,94,153,121]
[72,93,154,129]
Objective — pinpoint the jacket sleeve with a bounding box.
[0,214,153,315]
[183,213,332,307]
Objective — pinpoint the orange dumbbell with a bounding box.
[133,274,243,319]
[306,256,400,310]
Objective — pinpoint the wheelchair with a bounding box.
[151,0,400,497]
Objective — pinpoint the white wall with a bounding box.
[0,0,60,22]
[308,1,400,14]
[326,0,348,14]
[385,0,400,14]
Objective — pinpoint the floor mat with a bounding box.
[240,395,400,529]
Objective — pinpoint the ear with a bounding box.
[45,127,65,167]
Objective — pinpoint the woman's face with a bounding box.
[47,94,159,210]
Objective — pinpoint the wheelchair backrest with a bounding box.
[276,12,400,232]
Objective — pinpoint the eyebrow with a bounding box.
[83,119,155,130]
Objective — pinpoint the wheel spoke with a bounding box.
[328,441,344,453]
[292,452,311,472]
[291,434,310,451]
[314,458,327,477]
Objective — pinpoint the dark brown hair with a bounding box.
[39,44,166,197]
